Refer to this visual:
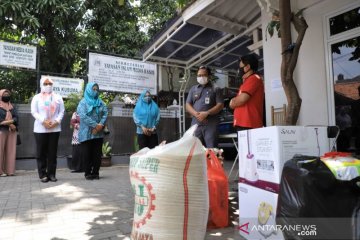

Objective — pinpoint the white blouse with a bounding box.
[31,93,65,133]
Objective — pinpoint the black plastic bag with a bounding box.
[276,154,360,240]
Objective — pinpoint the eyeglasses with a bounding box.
[43,83,53,86]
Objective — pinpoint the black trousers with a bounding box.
[138,134,158,149]
[81,138,103,177]
[34,132,60,178]
[72,144,84,172]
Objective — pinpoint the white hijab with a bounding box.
[40,76,54,93]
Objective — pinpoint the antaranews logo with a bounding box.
[238,222,317,237]
[239,222,250,234]
[296,225,317,237]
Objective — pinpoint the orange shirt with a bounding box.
[233,74,264,128]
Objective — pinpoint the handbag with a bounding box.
[16,133,21,145]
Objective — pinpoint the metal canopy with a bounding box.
[142,0,263,73]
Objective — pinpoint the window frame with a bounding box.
[323,2,360,125]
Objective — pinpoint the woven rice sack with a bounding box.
[130,125,209,240]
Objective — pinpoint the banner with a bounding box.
[88,52,157,95]
[42,75,84,98]
[0,42,37,69]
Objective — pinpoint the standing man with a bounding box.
[186,66,224,148]
[229,54,264,130]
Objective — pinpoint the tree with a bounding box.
[0,0,94,102]
[0,70,37,103]
[0,0,179,102]
[135,0,179,37]
[279,0,308,125]
[330,7,360,64]
[267,0,308,125]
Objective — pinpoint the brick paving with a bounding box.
[0,165,243,240]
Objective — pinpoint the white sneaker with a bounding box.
[0,173,7,177]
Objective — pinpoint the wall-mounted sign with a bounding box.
[88,52,157,95]
[0,41,37,69]
[42,75,84,98]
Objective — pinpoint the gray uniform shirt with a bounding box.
[186,83,224,126]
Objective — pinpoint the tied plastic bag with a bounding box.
[206,149,228,229]
[277,155,359,240]
[129,125,209,240]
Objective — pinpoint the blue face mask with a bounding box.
[90,90,99,99]
[144,96,151,103]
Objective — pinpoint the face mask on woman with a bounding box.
[43,85,53,93]
[1,96,10,102]
[144,96,151,103]
[197,76,208,85]
[90,90,99,99]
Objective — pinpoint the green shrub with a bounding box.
[102,141,112,157]
[64,93,82,113]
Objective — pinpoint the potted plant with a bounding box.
[101,141,112,167]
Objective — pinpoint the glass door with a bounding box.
[331,36,360,153]
[328,4,360,154]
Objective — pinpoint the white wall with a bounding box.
[262,9,285,126]
[262,0,357,126]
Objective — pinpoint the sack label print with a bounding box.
[131,171,156,228]
[130,157,160,174]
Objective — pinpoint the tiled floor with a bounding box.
[0,163,244,240]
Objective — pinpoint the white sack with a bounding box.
[129,125,209,240]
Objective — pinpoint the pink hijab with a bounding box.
[0,89,13,120]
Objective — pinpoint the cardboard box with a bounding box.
[238,126,330,192]
[238,183,284,240]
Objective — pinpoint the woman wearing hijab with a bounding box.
[133,90,160,149]
[77,82,108,180]
[0,89,18,177]
[31,76,65,183]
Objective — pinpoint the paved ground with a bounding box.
[0,164,243,240]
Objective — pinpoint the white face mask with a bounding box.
[43,85,53,93]
[197,76,208,85]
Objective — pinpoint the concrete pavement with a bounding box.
[0,164,243,240]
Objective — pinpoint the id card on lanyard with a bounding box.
[205,96,210,104]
